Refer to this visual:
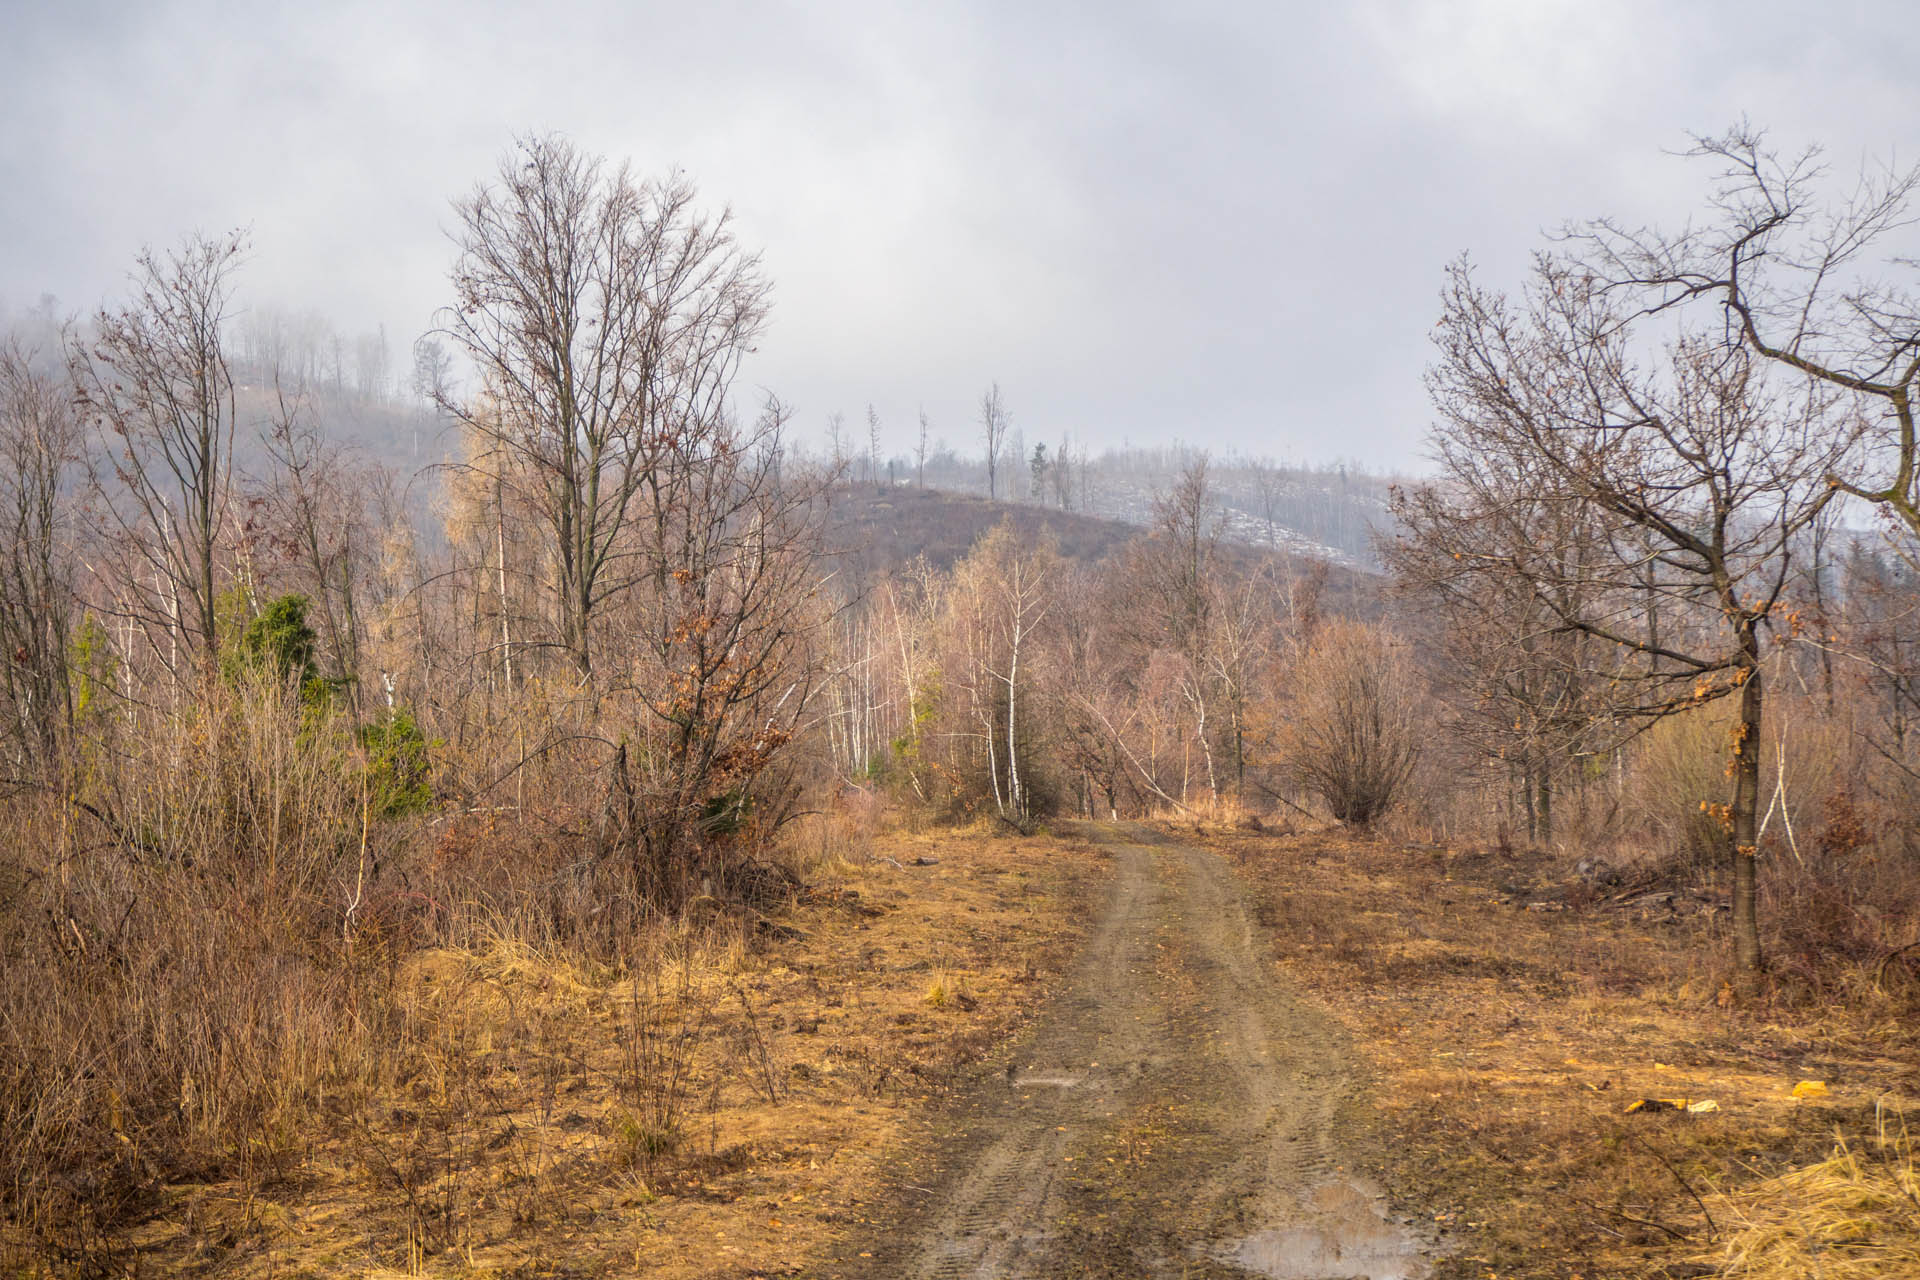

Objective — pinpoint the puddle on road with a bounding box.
[1223,1178,1431,1280]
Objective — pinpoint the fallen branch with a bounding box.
[1616,1125,1718,1240]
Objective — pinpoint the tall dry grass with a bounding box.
[1704,1106,1919,1279]
[0,675,389,1269]
[0,665,842,1273]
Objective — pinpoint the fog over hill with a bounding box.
[859,440,1396,568]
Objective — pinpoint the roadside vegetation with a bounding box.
[1197,820,1918,1279]
[2,125,1919,1277]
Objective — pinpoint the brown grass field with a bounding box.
[98,825,1106,1279]
[1196,823,1920,1280]
[22,818,1918,1279]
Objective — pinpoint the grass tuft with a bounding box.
[1705,1108,1920,1279]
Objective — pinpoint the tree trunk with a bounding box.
[1005,625,1022,823]
[1536,764,1552,845]
[1729,661,1764,973]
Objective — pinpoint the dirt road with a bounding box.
[836,825,1431,1279]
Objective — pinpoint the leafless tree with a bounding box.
[255,395,381,708]
[1571,124,1920,545]
[0,339,83,764]
[1839,545,1920,789]
[409,335,453,407]
[980,381,1009,501]
[1283,620,1422,827]
[611,398,830,901]
[436,134,769,678]
[1387,474,1618,843]
[1126,456,1227,798]
[352,326,390,401]
[916,407,930,489]
[72,231,247,682]
[1399,256,1856,970]
[1050,435,1075,510]
[945,521,1055,828]
[825,410,849,476]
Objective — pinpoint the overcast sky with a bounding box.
[4,0,1917,470]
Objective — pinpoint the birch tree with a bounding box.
[947,521,1056,828]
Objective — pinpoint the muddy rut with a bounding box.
[838,826,1430,1279]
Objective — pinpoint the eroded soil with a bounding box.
[828,825,1429,1279]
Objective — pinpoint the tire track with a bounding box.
[835,824,1430,1280]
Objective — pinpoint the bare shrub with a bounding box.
[0,676,383,1269]
[1282,621,1422,828]
[611,951,710,1169]
[1626,699,1847,873]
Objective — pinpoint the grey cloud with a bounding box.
[3,0,1917,470]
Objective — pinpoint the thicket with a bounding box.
[0,138,833,1271]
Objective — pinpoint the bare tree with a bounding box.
[1284,620,1422,827]
[72,231,247,682]
[1399,256,1856,970]
[436,134,769,678]
[408,335,452,407]
[615,399,830,902]
[0,339,83,763]
[916,406,930,489]
[1387,493,1607,845]
[1050,435,1075,510]
[1124,456,1227,799]
[866,403,882,489]
[826,410,849,475]
[1573,125,1920,544]
[946,521,1056,828]
[255,395,381,709]
[352,326,390,401]
[980,382,1009,501]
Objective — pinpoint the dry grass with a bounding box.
[12,820,1102,1278]
[1197,824,1920,1280]
[0,646,1101,1279]
[1703,1109,1919,1279]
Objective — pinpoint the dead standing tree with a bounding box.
[980,382,1009,501]
[1402,257,1856,971]
[437,135,769,680]
[72,232,247,685]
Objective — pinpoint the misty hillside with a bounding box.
[1084,458,1394,568]
[823,483,1384,623]
[908,445,1397,568]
